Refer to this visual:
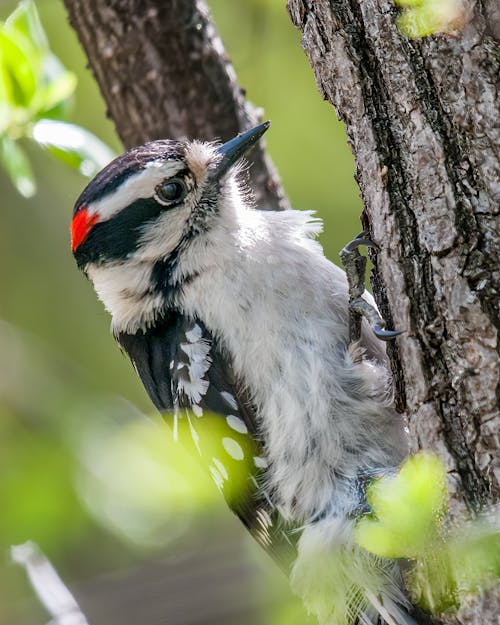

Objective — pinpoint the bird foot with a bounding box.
[339,231,403,344]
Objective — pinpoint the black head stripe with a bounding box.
[74,197,167,265]
[74,140,187,213]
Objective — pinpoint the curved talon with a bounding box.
[342,232,380,254]
[373,325,404,341]
[343,238,378,253]
[340,230,393,344]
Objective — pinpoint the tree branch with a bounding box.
[63,0,288,211]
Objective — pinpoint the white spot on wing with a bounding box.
[255,508,272,546]
[209,465,224,491]
[212,457,228,480]
[222,437,244,461]
[254,455,268,469]
[221,391,238,410]
[256,507,272,527]
[192,404,203,417]
[178,337,211,405]
[180,340,210,363]
[226,414,248,434]
[185,324,202,342]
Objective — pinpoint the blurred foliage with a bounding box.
[356,453,500,613]
[76,411,260,548]
[355,453,448,559]
[0,0,113,197]
[395,0,467,37]
[0,0,359,623]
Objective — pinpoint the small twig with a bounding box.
[11,541,90,625]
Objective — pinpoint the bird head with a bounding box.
[71,122,270,269]
[71,121,270,332]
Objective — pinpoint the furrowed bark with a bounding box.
[63,0,288,211]
[287,1,499,622]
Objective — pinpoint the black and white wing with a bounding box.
[116,311,297,569]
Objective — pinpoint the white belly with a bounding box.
[181,247,405,522]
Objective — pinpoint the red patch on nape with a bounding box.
[71,206,99,252]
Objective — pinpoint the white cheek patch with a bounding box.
[87,160,185,222]
[134,203,191,262]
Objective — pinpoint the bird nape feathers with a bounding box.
[71,122,425,625]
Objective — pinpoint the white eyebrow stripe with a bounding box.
[87,159,185,222]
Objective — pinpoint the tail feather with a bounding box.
[367,592,421,625]
[290,518,430,625]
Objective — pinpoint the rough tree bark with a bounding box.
[63,0,288,211]
[287,1,499,623]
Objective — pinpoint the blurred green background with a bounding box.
[0,1,361,623]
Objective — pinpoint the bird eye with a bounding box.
[154,178,186,205]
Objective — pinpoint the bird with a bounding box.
[71,122,425,625]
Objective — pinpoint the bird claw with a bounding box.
[373,325,404,341]
[341,230,380,254]
[340,231,402,344]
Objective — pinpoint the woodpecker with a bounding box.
[71,122,423,625]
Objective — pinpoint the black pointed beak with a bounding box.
[210,121,270,182]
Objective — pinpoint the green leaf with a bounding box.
[4,0,48,52]
[41,52,70,85]
[0,28,39,107]
[31,119,115,176]
[0,134,36,197]
[408,521,500,613]
[394,0,423,7]
[31,67,76,116]
[0,66,12,135]
[355,452,447,558]
[450,524,500,592]
[397,5,444,38]
[355,454,500,614]
[0,2,74,123]
[395,0,464,38]
[410,549,458,613]
[0,1,78,145]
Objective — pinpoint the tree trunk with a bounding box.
[287,1,499,623]
[63,0,288,211]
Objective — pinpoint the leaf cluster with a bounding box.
[355,452,500,613]
[395,0,467,38]
[0,0,113,197]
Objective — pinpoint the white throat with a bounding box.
[87,260,165,334]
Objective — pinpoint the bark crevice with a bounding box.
[288,5,499,620]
